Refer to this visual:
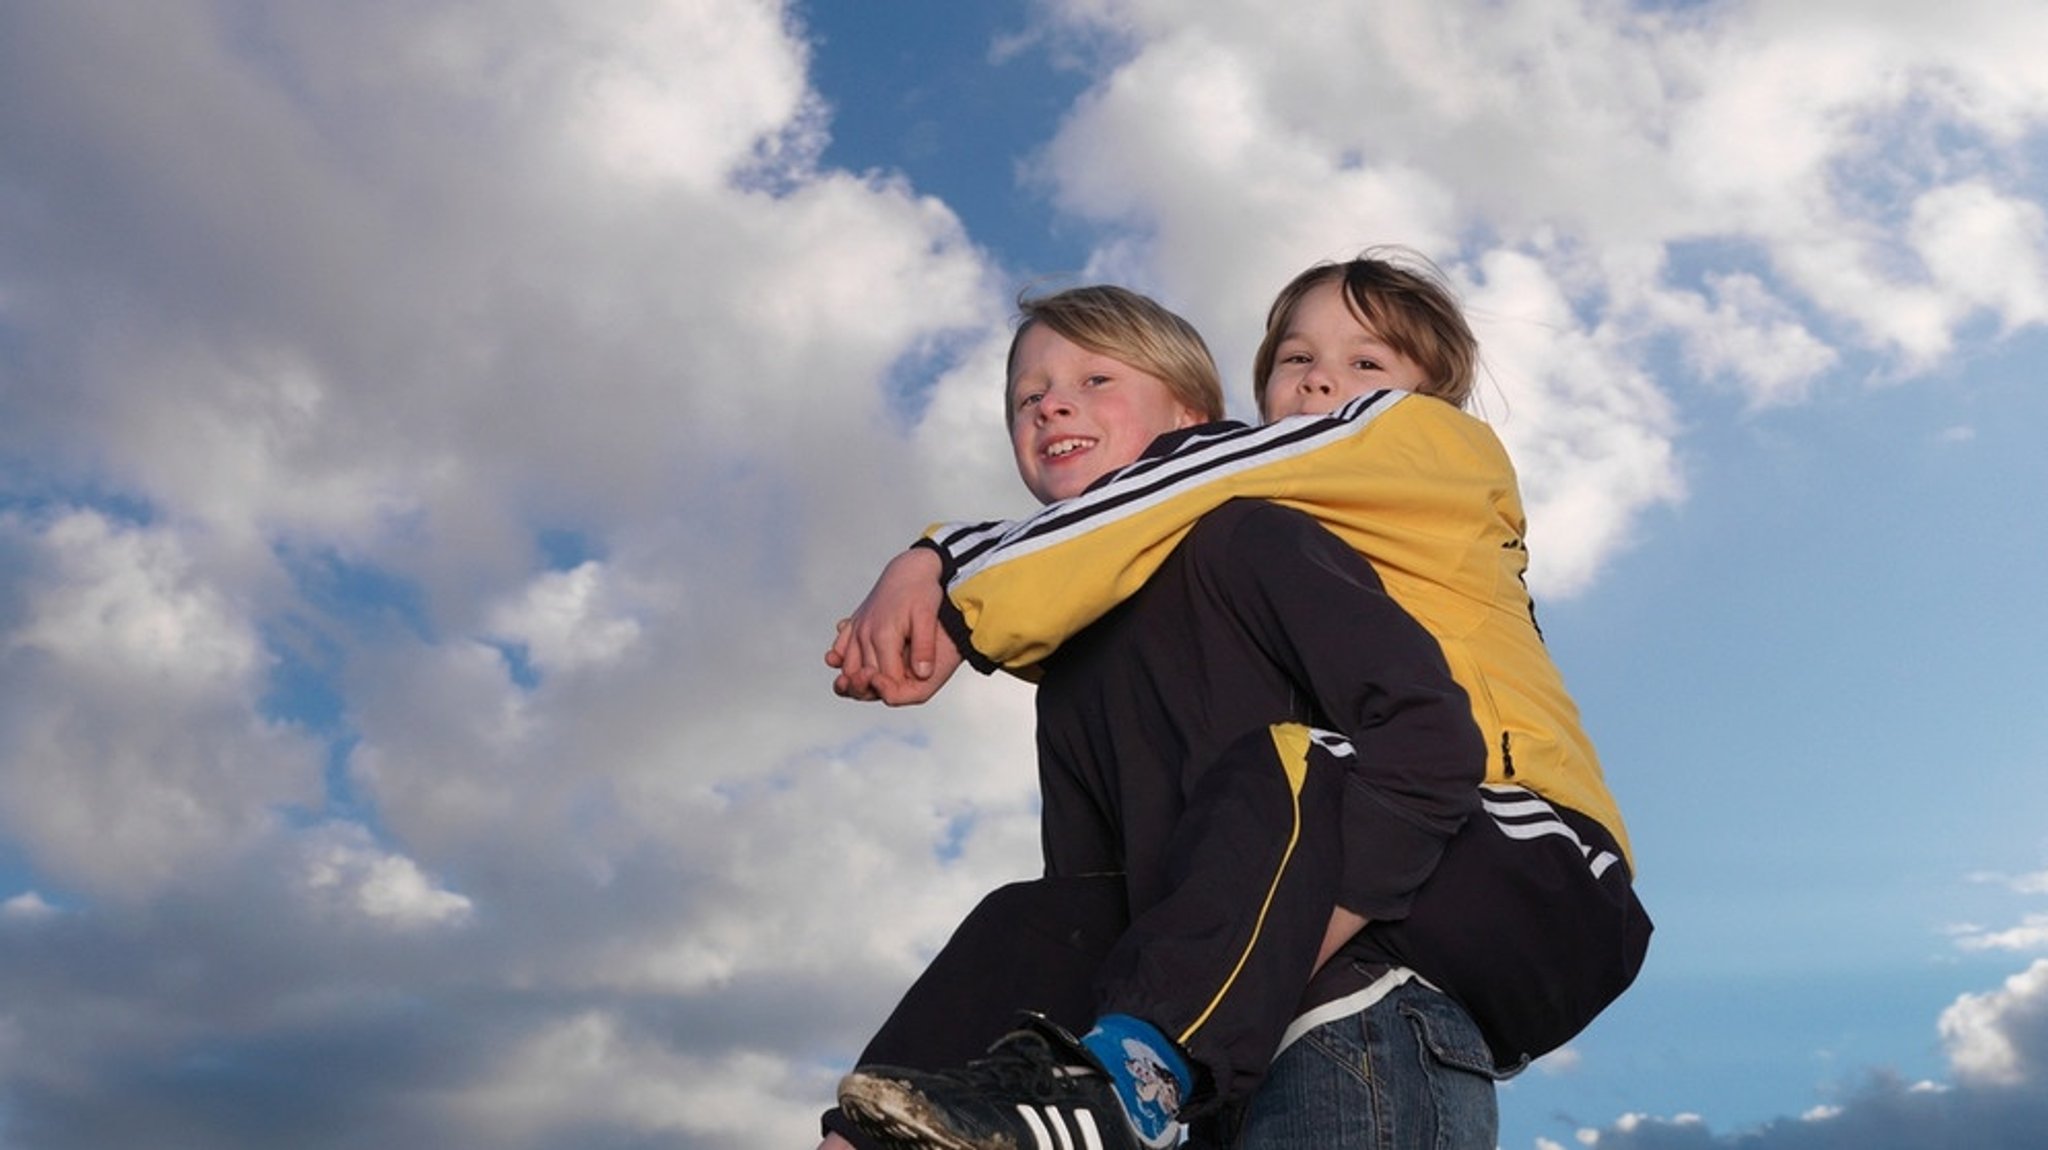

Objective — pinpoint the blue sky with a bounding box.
[2,2,2046,1148]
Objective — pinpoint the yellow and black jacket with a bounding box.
[924,389,1633,870]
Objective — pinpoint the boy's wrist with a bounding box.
[909,535,955,582]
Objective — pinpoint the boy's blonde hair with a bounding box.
[1006,285,1226,427]
[1252,249,1478,413]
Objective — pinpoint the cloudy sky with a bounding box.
[2,1,2046,1147]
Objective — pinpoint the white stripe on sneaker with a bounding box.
[1016,1103,1102,1150]
[1016,1104,1054,1150]
[1048,1106,1075,1150]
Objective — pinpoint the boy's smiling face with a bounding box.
[1262,279,1432,420]
[1008,322,1204,504]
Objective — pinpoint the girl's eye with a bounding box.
[1082,374,1110,387]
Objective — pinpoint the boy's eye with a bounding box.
[1353,358,1380,371]
[1016,391,1043,410]
[1280,352,1310,365]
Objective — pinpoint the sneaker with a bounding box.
[837,1014,1167,1150]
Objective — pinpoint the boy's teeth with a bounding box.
[1046,438,1094,458]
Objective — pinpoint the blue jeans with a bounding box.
[1225,979,1505,1150]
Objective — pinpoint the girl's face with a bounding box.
[1261,279,1432,420]
[1008,323,1205,504]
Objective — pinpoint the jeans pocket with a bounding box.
[1400,988,1519,1081]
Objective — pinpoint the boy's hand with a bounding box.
[825,547,963,705]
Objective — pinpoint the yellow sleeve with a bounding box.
[940,391,1512,672]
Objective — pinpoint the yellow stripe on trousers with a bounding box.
[1176,722,1313,1046]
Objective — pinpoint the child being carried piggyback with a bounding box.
[824,251,1651,1150]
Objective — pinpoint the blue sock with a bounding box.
[1079,1014,1192,1146]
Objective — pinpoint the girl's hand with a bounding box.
[1316,906,1370,972]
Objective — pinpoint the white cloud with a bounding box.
[558,0,821,189]
[300,822,473,929]
[1587,961,2048,1147]
[1969,868,2048,894]
[0,2,1022,1144]
[446,1012,828,1148]
[484,561,642,677]
[1649,271,1840,409]
[1535,1043,1584,1076]
[1,892,58,922]
[1953,914,2048,954]
[1460,248,1683,597]
[1941,958,2048,1088]
[4,511,261,689]
[1,2,2046,1148]
[1027,0,2048,590]
[1912,181,2048,334]
[1952,871,2048,951]
[0,510,323,900]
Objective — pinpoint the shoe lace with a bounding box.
[961,1032,1086,1103]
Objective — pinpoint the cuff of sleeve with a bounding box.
[938,594,999,676]
[913,537,995,676]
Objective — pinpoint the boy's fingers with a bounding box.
[908,610,938,679]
